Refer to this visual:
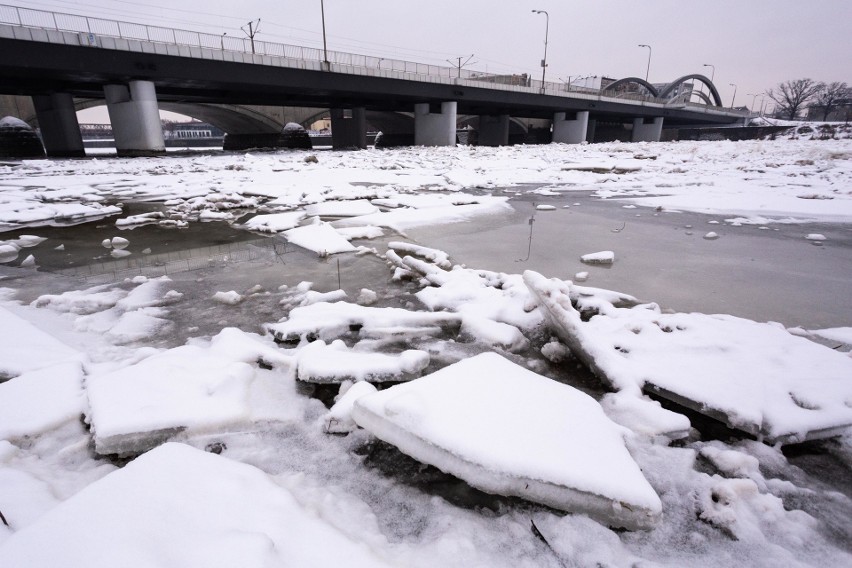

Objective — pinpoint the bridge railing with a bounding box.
[0,3,750,117]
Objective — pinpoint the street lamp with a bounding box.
[729,83,737,108]
[531,10,549,92]
[747,93,758,112]
[638,44,651,82]
[702,63,715,83]
[320,0,329,68]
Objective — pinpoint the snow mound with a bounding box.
[0,443,395,567]
[524,270,852,444]
[352,352,662,530]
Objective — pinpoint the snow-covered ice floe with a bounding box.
[0,443,395,567]
[524,270,852,444]
[85,328,298,456]
[0,305,85,378]
[296,339,430,383]
[266,301,461,344]
[352,352,663,530]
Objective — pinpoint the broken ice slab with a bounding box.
[352,352,662,530]
[0,305,85,379]
[86,330,300,456]
[524,270,852,445]
[266,301,462,344]
[0,443,395,567]
[296,339,430,384]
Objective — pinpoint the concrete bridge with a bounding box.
[0,4,749,157]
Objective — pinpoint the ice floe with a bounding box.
[0,443,395,567]
[524,270,852,443]
[352,352,662,530]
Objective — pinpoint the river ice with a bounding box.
[0,138,851,566]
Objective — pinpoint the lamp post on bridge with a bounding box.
[747,93,759,112]
[702,63,715,83]
[531,10,549,93]
[729,83,737,108]
[320,0,329,69]
[638,44,651,82]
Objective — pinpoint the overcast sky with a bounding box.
[20,0,851,121]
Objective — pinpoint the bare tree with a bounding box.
[811,81,849,121]
[766,78,823,120]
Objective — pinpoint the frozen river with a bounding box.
[1,137,851,567]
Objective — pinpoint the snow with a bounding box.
[283,221,357,255]
[295,339,430,383]
[0,443,395,567]
[524,270,852,443]
[1,139,851,566]
[352,352,662,530]
[85,329,299,456]
[0,362,85,440]
[580,250,615,264]
[0,305,84,378]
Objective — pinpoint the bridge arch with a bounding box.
[658,74,722,107]
[602,77,659,97]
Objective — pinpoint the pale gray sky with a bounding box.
[20,0,851,121]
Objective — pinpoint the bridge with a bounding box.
[0,4,749,157]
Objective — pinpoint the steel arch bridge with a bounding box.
[603,74,723,107]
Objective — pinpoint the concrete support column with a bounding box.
[552,111,589,144]
[586,119,597,143]
[104,80,165,156]
[31,93,85,158]
[330,107,367,149]
[478,114,509,146]
[414,101,457,146]
[632,117,664,142]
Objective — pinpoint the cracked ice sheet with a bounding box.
[0,443,395,568]
[524,270,852,443]
[353,352,662,530]
[85,328,299,456]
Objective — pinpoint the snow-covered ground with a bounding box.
[1,138,851,567]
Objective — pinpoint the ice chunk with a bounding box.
[284,221,356,256]
[305,199,379,217]
[266,301,461,344]
[524,270,852,444]
[0,443,395,567]
[580,251,614,265]
[86,333,300,456]
[0,306,84,378]
[241,211,306,233]
[212,290,243,305]
[0,362,85,440]
[323,381,378,434]
[296,339,430,384]
[600,392,691,441]
[352,353,662,530]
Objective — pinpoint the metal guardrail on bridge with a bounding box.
[0,3,750,118]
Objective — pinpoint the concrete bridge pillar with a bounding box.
[586,119,597,143]
[32,93,85,158]
[632,117,664,142]
[330,107,367,149]
[414,102,457,146]
[104,80,165,156]
[478,114,509,146]
[552,111,589,144]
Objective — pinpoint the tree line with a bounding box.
[766,79,850,121]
